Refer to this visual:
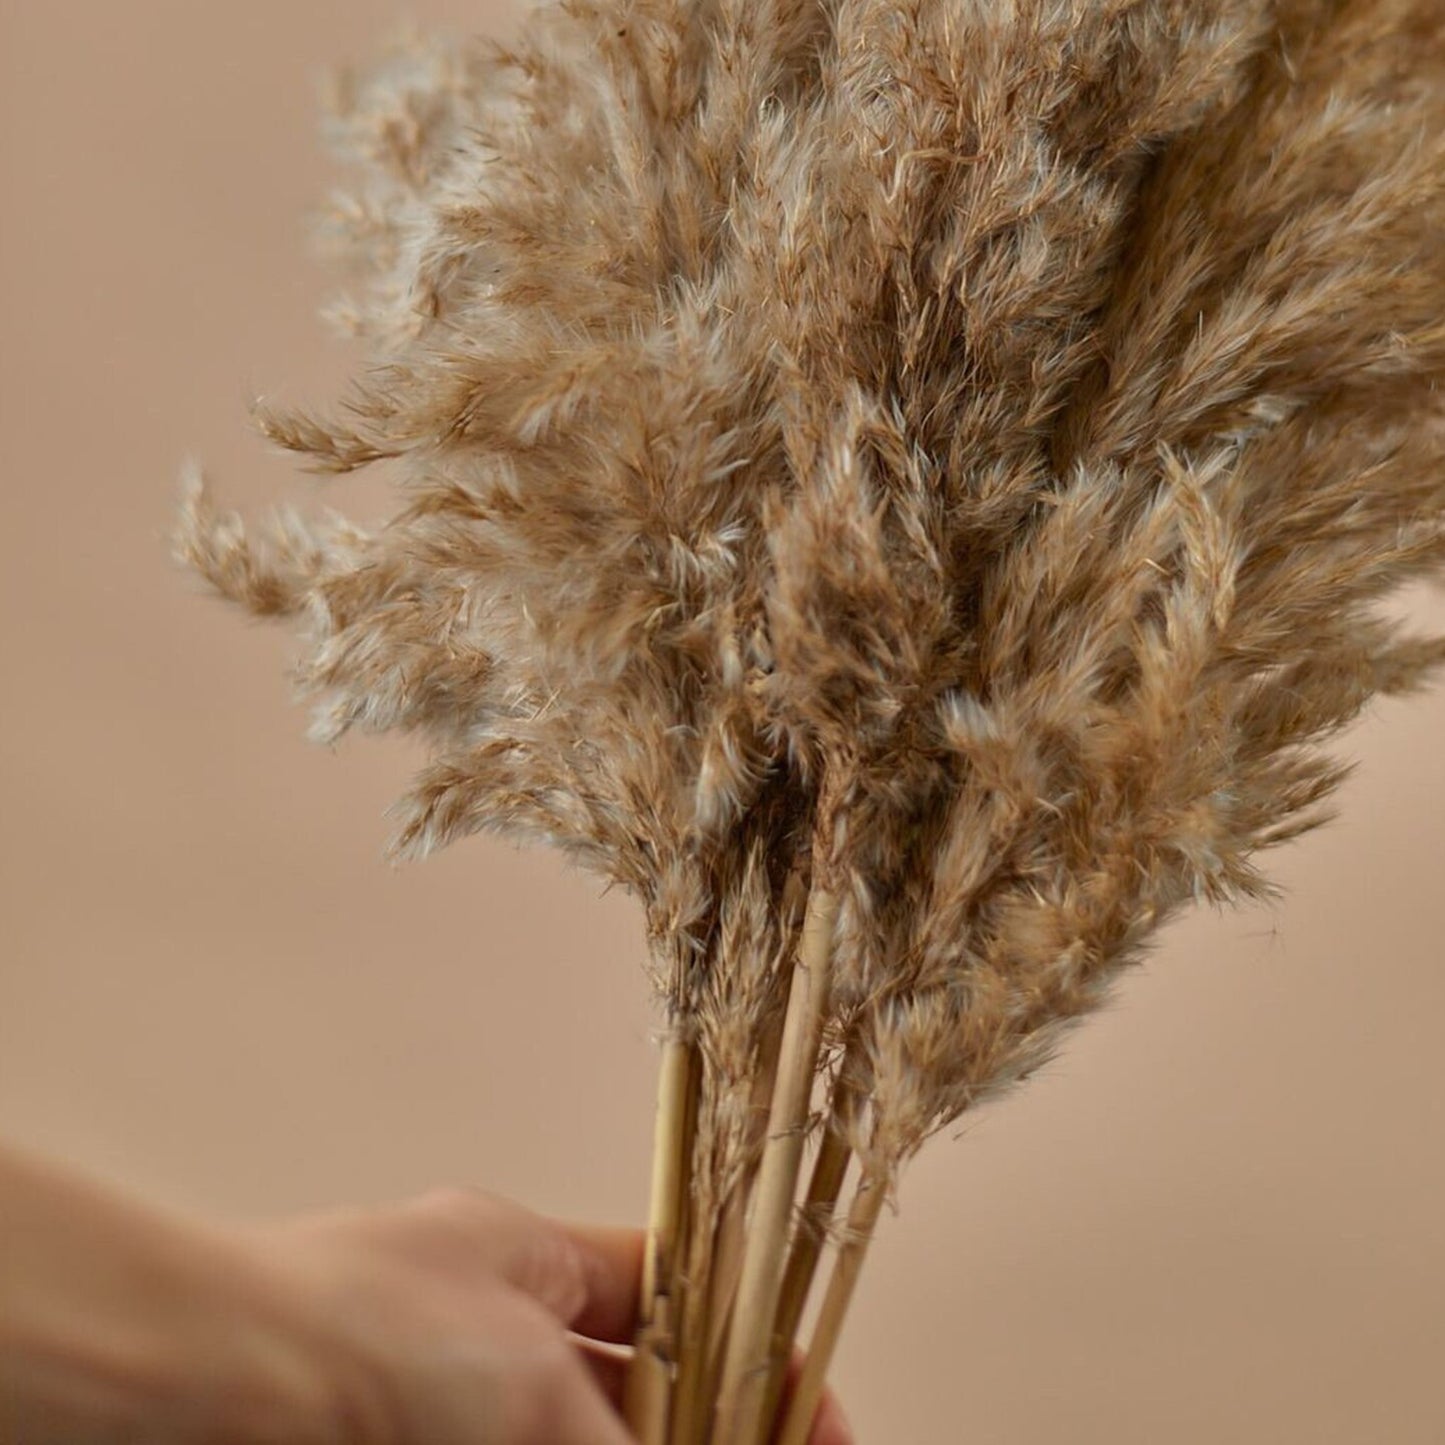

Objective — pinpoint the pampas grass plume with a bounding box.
[175,2,1445,1439]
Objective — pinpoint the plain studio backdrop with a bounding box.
[2,4,1443,1441]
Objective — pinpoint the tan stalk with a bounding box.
[774,1172,888,1445]
[666,1162,714,1445]
[712,882,841,1445]
[625,1035,699,1443]
[701,1180,749,1397]
[627,1297,673,1445]
[676,1065,701,1287]
[755,1100,854,1431]
[687,988,790,1443]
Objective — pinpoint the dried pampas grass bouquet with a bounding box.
[177,1,1445,1439]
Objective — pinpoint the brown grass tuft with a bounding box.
[175,2,1445,1437]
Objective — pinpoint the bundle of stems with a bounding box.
[176,1,1445,1439]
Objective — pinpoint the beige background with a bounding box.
[2,4,1443,1441]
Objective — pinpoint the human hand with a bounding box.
[0,1146,854,1445]
[248,1186,855,1445]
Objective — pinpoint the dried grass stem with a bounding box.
[626,1035,698,1442]
[758,1107,854,1430]
[774,1172,888,1445]
[713,882,840,1445]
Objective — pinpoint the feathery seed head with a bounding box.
[178,0,1445,1175]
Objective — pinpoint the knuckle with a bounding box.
[414,1184,500,1220]
[409,1186,528,1244]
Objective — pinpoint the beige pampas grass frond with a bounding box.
[176,1,1445,1438]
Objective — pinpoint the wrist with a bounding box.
[149,1224,351,1445]
[0,1148,350,1445]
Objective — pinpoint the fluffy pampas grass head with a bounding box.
[176,2,1445,1438]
